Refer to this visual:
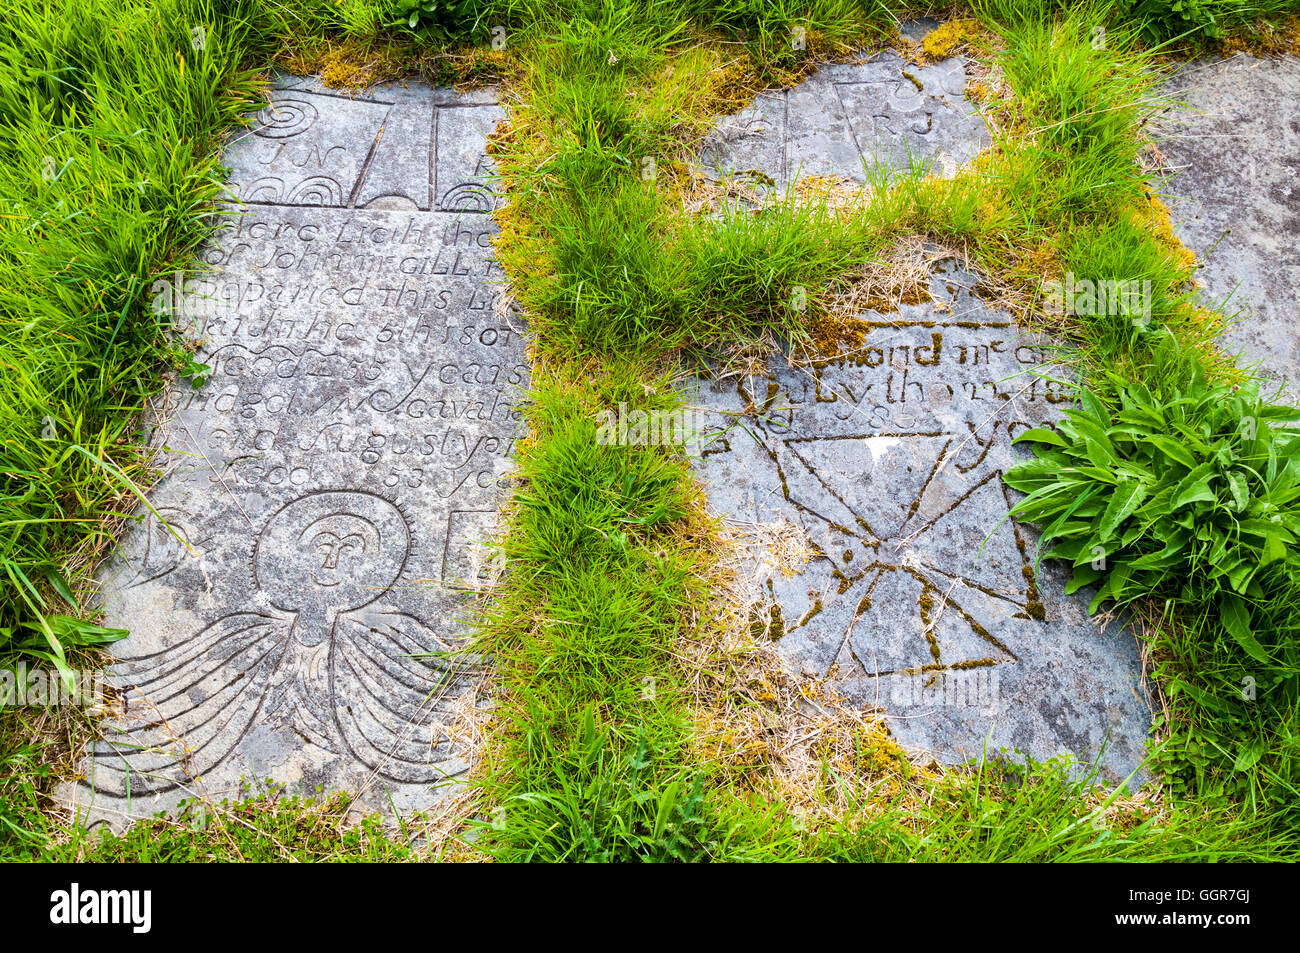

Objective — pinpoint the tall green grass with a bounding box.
[0,1,271,664]
[467,0,1300,862]
[1122,0,1300,42]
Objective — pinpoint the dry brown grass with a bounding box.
[672,506,953,831]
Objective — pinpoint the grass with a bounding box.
[1121,0,1300,43]
[0,0,260,666]
[41,788,424,862]
[3,0,1299,861]
[469,365,713,860]
[817,756,1299,860]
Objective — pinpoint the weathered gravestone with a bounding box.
[690,262,1153,784]
[64,78,525,822]
[698,49,990,191]
[1157,54,1300,400]
[689,52,1151,782]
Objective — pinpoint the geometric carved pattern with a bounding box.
[692,261,1152,783]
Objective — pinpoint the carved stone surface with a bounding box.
[1158,54,1300,399]
[690,262,1152,784]
[698,50,989,191]
[64,78,524,822]
[225,77,505,212]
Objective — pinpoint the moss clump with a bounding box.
[749,602,786,641]
[919,19,983,63]
[965,79,993,104]
[273,36,411,89]
[807,311,869,355]
[1124,192,1197,273]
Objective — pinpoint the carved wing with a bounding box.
[85,612,291,797]
[329,607,478,784]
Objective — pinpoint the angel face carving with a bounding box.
[256,493,407,622]
[304,519,371,588]
[86,490,474,798]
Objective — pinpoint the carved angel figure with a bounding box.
[87,491,473,796]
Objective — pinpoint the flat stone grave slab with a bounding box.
[689,261,1152,784]
[1157,54,1300,399]
[697,49,990,192]
[63,77,524,823]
